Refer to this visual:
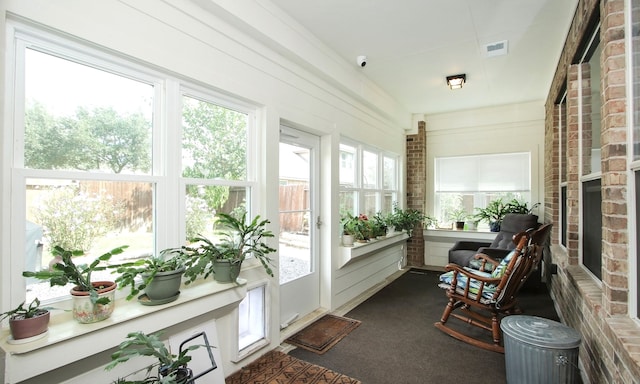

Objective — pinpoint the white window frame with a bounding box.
[339,138,399,216]
[433,152,532,227]
[4,20,259,309]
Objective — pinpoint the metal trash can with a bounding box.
[501,315,581,384]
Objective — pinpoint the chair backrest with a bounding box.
[492,223,552,307]
[490,213,540,250]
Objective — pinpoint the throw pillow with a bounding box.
[490,249,517,279]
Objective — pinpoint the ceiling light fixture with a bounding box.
[446,74,466,90]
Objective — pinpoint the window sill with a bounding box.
[0,277,247,383]
[423,228,496,241]
[339,232,409,268]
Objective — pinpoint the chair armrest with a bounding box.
[472,253,501,272]
[449,241,491,252]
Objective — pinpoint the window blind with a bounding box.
[435,152,530,192]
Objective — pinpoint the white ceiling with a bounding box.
[269,0,578,115]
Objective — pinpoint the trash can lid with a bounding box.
[501,315,581,349]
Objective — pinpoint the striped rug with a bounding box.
[225,350,361,384]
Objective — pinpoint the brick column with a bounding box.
[600,0,628,316]
[406,122,426,267]
[566,63,584,266]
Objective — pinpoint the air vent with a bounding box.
[484,40,508,57]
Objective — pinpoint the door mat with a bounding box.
[226,350,361,384]
[285,314,361,354]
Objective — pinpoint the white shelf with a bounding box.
[0,278,247,383]
[423,228,496,242]
[339,232,409,268]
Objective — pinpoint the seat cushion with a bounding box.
[439,269,497,300]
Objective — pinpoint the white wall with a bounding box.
[424,101,546,218]
[0,0,410,382]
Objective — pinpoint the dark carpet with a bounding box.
[285,314,362,354]
[226,350,361,384]
[289,269,559,384]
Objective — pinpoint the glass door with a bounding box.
[279,126,320,328]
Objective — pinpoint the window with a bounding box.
[559,91,568,247]
[339,141,399,218]
[434,153,531,228]
[181,92,254,241]
[8,22,256,305]
[579,28,602,279]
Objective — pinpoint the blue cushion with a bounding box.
[490,249,517,278]
[439,269,497,299]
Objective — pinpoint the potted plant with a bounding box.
[178,212,276,283]
[0,298,53,341]
[106,331,213,384]
[449,208,469,230]
[371,212,388,239]
[111,250,186,303]
[473,198,539,232]
[341,213,370,244]
[505,199,540,215]
[390,203,425,237]
[22,244,128,323]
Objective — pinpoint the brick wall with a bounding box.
[544,0,640,382]
[406,122,426,266]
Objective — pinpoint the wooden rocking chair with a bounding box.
[434,223,552,353]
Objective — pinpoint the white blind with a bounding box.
[435,152,530,192]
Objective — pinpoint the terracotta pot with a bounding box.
[70,281,117,324]
[9,310,50,340]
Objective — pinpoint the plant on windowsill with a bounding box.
[22,245,128,323]
[449,208,470,230]
[341,213,370,244]
[172,212,276,284]
[473,198,539,232]
[0,298,55,342]
[371,212,388,239]
[389,203,429,237]
[110,250,187,303]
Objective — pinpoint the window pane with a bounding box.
[185,185,247,241]
[339,144,356,187]
[383,156,396,189]
[24,49,153,174]
[339,191,356,216]
[362,150,378,189]
[182,96,247,180]
[382,192,396,213]
[363,191,379,218]
[589,43,602,174]
[561,185,567,246]
[435,191,529,230]
[25,179,152,302]
[560,99,568,183]
[582,179,602,279]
